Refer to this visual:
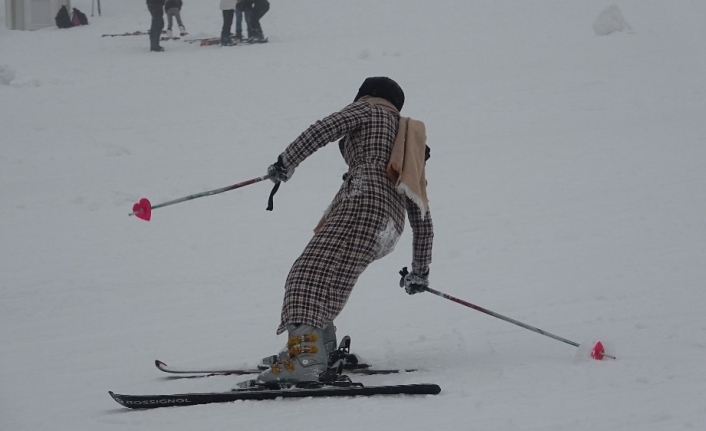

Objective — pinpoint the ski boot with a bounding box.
[165,29,172,39]
[247,29,267,44]
[150,31,164,51]
[249,34,267,44]
[179,25,187,36]
[256,324,329,384]
[260,321,337,369]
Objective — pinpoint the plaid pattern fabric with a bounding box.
[276,101,434,334]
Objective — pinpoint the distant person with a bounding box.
[220,0,236,46]
[146,0,165,52]
[248,0,269,43]
[164,0,186,39]
[234,0,253,42]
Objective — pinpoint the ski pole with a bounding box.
[423,285,615,360]
[129,174,270,221]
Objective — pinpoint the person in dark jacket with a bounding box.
[146,0,165,51]
[257,77,434,384]
[248,0,269,42]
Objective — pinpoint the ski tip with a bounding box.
[409,384,441,395]
[155,359,167,369]
[108,391,129,408]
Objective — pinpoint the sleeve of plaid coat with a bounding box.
[279,102,369,168]
[405,197,433,276]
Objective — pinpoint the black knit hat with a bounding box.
[354,77,405,111]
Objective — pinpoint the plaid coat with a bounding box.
[276,100,434,334]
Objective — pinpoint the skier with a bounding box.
[219,0,236,46]
[164,0,186,38]
[234,0,252,42]
[258,77,434,384]
[146,0,165,52]
[248,0,269,42]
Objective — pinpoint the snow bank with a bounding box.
[593,5,633,36]
[0,64,16,85]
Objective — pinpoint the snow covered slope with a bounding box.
[1,0,705,429]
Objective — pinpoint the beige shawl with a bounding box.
[313,97,429,232]
[386,116,429,217]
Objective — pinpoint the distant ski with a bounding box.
[102,31,148,37]
[184,37,268,46]
[102,30,167,37]
[155,359,417,377]
[110,382,440,409]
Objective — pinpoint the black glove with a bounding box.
[399,267,429,295]
[267,155,295,183]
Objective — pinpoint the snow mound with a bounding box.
[593,5,633,36]
[0,64,16,85]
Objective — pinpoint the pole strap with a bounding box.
[266,182,281,211]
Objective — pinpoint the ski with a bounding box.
[155,359,417,377]
[184,37,268,46]
[102,30,167,37]
[102,31,148,37]
[109,382,440,409]
[155,359,258,376]
[199,38,223,46]
[182,37,206,43]
[161,37,181,41]
[182,37,223,46]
